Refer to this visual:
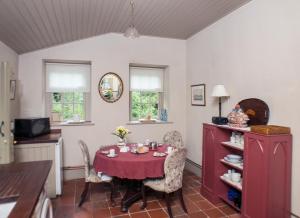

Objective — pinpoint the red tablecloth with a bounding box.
[93,144,168,180]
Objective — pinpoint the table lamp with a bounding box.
[211,85,229,125]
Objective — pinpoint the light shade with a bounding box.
[211,85,229,97]
[124,25,140,39]
[130,67,164,92]
[46,63,91,92]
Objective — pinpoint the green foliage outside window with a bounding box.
[52,92,85,120]
[131,91,159,120]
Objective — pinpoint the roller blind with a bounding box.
[130,67,164,92]
[45,62,91,92]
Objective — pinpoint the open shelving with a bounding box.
[221,141,244,151]
[220,159,243,171]
[220,176,242,191]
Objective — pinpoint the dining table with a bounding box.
[93,143,169,212]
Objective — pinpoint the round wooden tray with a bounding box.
[238,98,269,125]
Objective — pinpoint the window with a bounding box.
[129,66,167,121]
[45,61,91,122]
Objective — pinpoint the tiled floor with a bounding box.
[52,170,240,218]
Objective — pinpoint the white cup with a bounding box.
[230,136,235,143]
[109,149,115,156]
[167,146,173,154]
[223,173,231,180]
[231,173,241,182]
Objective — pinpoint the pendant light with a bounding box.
[124,0,140,39]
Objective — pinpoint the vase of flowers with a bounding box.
[112,126,130,146]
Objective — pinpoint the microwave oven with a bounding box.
[14,117,50,138]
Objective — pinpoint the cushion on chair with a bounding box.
[86,168,112,183]
[163,130,184,148]
[144,178,166,192]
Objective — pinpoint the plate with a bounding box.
[224,157,242,164]
[238,98,269,125]
[131,146,149,154]
[153,152,167,157]
[107,154,118,158]
[101,150,109,155]
[226,154,242,160]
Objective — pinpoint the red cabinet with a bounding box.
[201,123,292,218]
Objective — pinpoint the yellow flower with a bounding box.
[113,126,130,139]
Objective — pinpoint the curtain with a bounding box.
[130,67,164,92]
[46,62,91,92]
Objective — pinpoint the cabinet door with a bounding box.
[202,125,216,193]
[242,134,268,218]
[267,137,291,218]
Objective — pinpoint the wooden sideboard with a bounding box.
[201,123,292,218]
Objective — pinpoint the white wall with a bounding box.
[0,40,19,119]
[186,0,300,215]
[18,33,186,169]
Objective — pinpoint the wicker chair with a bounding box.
[163,130,184,148]
[141,148,187,218]
[78,140,115,207]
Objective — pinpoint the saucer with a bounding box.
[107,154,118,158]
[153,152,166,157]
[101,150,109,155]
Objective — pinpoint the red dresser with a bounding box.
[201,123,292,218]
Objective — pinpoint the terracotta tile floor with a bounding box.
[52,170,240,218]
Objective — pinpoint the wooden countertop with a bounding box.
[0,160,52,218]
[14,129,61,145]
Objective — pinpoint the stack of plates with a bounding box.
[224,154,243,164]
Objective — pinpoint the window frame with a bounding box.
[129,64,168,121]
[44,60,91,122]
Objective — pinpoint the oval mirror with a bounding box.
[98,72,123,103]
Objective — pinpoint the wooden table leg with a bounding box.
[121,180,142,212]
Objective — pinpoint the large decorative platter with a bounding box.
[238,98,269,125]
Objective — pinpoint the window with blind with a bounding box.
[129,66,167,121]
[45,61,91,122]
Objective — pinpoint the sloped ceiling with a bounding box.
[0,0,250,54]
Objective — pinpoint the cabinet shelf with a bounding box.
[221,141,244,151]
[220,176,242,191]
[220,159,243,171]
[218,194,241,212]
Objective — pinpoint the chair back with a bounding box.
[164,148,187,193]
[78,140,91,179]
[163,130,184,148]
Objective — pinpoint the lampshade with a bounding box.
[211,85,229,97]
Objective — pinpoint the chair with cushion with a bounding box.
[163,130,184,148]
[78,140,115,207]
[141,148,187,218]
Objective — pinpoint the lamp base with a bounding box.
[212,116,228,125]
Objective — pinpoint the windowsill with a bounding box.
[51,121,95,127]
[127,120,173,125]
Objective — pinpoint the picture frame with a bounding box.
[191,84,206,106]
[10,80,16,100]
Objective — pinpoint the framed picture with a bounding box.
[10,80,16,100]
[191,84,206,106]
